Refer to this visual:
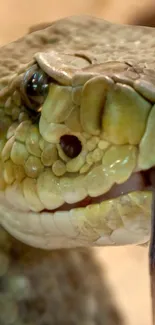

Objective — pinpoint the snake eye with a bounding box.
[22,68,50,111]
[26,71,49,98]
[60,135,82,158]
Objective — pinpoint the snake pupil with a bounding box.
[60,135,82,158]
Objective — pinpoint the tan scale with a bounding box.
[86,136,100,151]
[24,155,44,178]
[3,160,15,185]
[39,115,71,143]
[60,175,87,204]
[80,162,92,174]
[98,139,110,150]
[15,120,31,142]
[139,104,155,169]
[41,142,58,166]
[102,145,138,184]
[0,176,6,191]
[66,149,87,172]
[11,141,29,166]
[86,152,94,165]
[25,125,41,157]
[7,122,19,140]
[0,116,12,138]
[37,169,64,210]
[18,111,29,123]
[39,137,45,151]
[4,97,13,116]
[133,73,155,102]
[56,143,70,162]
[42,84,73,123]
[92,148,103,163]
[80,76,114,135]
[72,86,82,106]
[52,160,66,177]
[23,177,44,212]
[1,136,15,162]
[12,90,21,107]
[0,139,6,156]
[11,106,20,121]
[13,164,26,182]
[102,83,152,144]
[65,106,82,133]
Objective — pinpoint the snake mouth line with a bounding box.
[44,170,153,213]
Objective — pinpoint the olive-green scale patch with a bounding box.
[102,83,151,145]
[0,67,155,196]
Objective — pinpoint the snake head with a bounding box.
[0,16,154,249]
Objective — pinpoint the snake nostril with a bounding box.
[60,135,82,158]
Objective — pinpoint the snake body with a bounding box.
[0,16,155,250]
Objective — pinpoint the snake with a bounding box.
[0,15,155,252]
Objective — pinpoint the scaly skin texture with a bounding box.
[0,16,155,249]
[0,15,155,324]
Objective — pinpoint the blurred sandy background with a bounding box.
[0,0,155,324]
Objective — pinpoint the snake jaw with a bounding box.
[0,169,152,249]
[47,172,145,212]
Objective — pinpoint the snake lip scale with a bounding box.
[45,171,152,213]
